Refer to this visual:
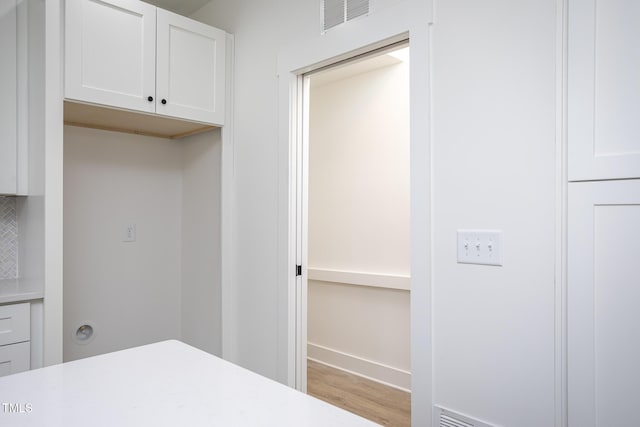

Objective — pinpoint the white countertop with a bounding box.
[0,340,380,427]
[0,278,43,304]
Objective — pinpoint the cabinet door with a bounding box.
[156,9,225,125]
[0,1,17,195]
[65,0,156,113]
[0,342,30,377]
[568,180,640,426]
[568,0,640,181]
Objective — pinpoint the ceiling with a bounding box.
[143,0,210,16]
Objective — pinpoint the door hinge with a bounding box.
[296,265,302,276]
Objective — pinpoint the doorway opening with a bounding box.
[298,42,411,426]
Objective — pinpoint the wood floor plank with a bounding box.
[307,360,411,427]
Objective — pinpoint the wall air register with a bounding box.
[435,406,497,427]
[322,0,369,31]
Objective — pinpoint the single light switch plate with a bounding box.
[457,229,502,266]
[123,223,136,242]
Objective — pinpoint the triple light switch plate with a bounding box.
[457,229,503,266]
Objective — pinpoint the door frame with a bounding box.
[296,41,411,393]
[277,2,434,425]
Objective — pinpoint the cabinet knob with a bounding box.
[161,99,167,105]
[147,96,153,102]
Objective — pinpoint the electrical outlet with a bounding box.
[457,229,502,266]
[123,223,136,242]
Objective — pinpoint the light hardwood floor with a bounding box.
[307,360,411,427]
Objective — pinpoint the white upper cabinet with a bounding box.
[65,0,157,114]
[156,9,226,125]
[0,1,17,195]
[568,0,640,181]
[65,0,225,126]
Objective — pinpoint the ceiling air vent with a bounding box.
[322,0,370,31]
[435,406,497,427]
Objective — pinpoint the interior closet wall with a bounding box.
[181,130,222,356]
[63,125,222,361]
[308,59,410,390]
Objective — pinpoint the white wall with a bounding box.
[63,126,183,361]
[181,129,222,356]
[19,0,46,292]
[44,0,65,367]
[308,281,411,389]
[307,60,410,390]
[308,61,410,275]
[431,0,558,426]
[191,0,325,379]
[63,125,223,361]
[17,0,44,284]
[194,0,559,426]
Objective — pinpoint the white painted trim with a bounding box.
[308,342,411,392]
[308,268,411,291]
[409,8,434,427]
[30,300,43,369]
[279,71,299,388]
[297,75,310,393]
[43,0,64,367]
[221,33,237,363]
[555,0,568,425]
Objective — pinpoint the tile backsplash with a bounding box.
[0,197,18,279]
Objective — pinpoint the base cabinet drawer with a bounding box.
[0,341,30,377]
[0,303,30,346]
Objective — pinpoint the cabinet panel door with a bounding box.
[65,0,156,113]
[568,180,640,426]
[0,1,17,195]
[0,342,30,377]
[156,9,225,125]
[568,0,640,180]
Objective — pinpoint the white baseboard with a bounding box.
[307,342,411,392]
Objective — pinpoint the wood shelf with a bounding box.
[64,100,216,139]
